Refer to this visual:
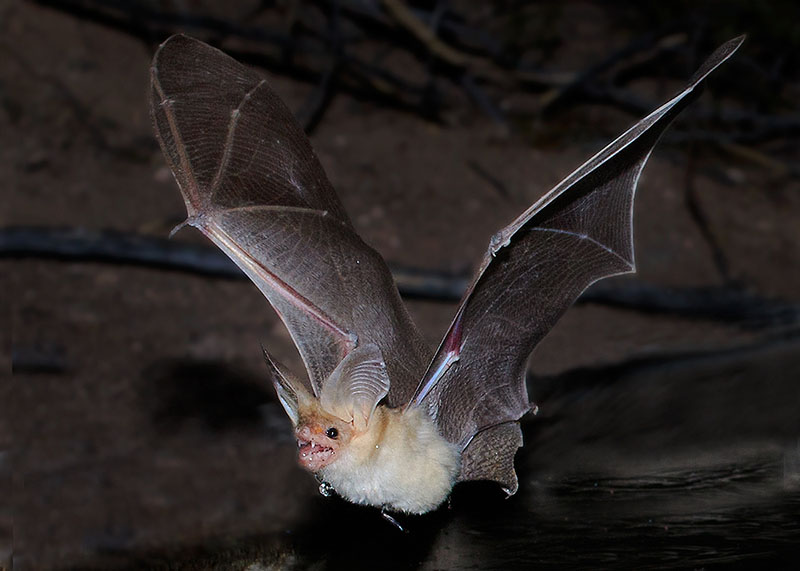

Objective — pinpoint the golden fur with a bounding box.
[319,405,460,514]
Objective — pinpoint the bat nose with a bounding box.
[296,425,318,440]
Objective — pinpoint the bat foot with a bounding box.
[318,480,335,497]
[380,507,408,532]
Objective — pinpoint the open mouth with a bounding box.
[297,438,334,470]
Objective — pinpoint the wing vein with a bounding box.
[209,79,267,196]
[202,222,356,349]
[219,204,331,218]
[151,69,202,211]
[530,226,632,267]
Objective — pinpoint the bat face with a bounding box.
[269,359,356,472]
[295,406,354,472]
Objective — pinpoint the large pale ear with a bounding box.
[263,346,311,426]
[320,343,390,431]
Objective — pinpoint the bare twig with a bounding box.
[460,73,506,124]
[717,141,798,178]
[381,0,469,68]
[295,1,343,133]
[466,159,511,200]
[683,143,733,283]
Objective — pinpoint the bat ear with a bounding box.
[263,346,311,426]
[320,343,390,431]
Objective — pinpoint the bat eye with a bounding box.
[325,427,338,439]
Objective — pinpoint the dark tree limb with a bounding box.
[4,227,798,331]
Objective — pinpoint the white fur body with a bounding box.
[319,405,460,514]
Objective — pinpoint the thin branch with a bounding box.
[466,160,511,200]
[683,142,732,283]
[295,1,344,133]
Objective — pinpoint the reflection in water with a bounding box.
[124,451,798,570]
[424,453,798,570]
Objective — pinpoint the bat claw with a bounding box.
[489,231,511,256]
[169,214,204,238]
[345,331,359,350]
[380,507,407,532]
[168,219,190,238]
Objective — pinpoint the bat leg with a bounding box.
[380,507,408,533]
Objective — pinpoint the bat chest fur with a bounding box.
[319,406,460,514]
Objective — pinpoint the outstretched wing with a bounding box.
[150,35,429,401]
[413,36,745,493]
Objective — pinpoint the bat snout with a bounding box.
[295,425,337,472]
[296,425,315,440]
[296,424,328,440]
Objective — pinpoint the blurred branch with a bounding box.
[683,142,732,283]
[381,0,470,68]
[4,226,799,331]
[294,0,343,132]
[716,141,800,178]
[539,31,684,112]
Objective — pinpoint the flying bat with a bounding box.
[150,34,743,516]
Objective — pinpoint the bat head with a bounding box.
[294,405,355,472]
[267,343,391,472]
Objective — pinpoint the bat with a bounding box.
[149,34,744,517]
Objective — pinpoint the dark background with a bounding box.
[4,1,800,569]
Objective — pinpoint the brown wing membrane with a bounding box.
[459,422,524,495]
[415,37,745,485]
[150,35,429,401]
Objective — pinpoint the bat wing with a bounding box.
[150,35,429,402]
[413,36,745,494]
